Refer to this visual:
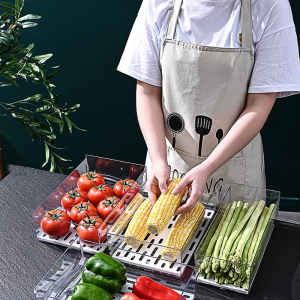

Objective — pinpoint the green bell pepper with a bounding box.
[82,270,123,293]
[86,253,127,278]
[72,283,112,300]
[120,275,127,285]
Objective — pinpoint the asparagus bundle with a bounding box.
[198,200,276,291]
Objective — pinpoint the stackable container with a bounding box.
[31,155,147,251]
[194,183,280,294]
[34,238,196,300]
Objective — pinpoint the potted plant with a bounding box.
[0,0,84,178]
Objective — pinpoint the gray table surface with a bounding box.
[0,165,299,300]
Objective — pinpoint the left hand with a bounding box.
[172,164,210,215]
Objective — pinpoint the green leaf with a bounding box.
[48,143,66,150]
[13,30,20,40]
[42,140,50,167]
[42,114,61,123]
[0,30,14,40]
[64,115,72,134]
[52,152,72,162]
[0,2,16,10]
[33,53,53,63]
[35,104,50,113]
[0,131,4,135]
[18,14,41,21]
[0,82,11,87]
[22,94,42,102]
[45,118,53,132]
[0,7,14,15]
[21,21,37,28]
[69,118,86,132]
[59,117,64,134]
[0,12,10,21]
[50,154,56,172]
[68,104,80,112]
[2,73,18,86]
[38,129,56,139]
[15,0,23,11]
[0,36,10,46]
[25,123,36,141]
[46,69,59,80]
[57,165,64,174]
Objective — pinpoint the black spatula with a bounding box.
[195,115,212,157]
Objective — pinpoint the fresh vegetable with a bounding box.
[85,252,127,278]
[77,214,107,243]
[109,193,144,235]
[71,283,112,300]
[88,184,114,207]
[41,209,71,237]
[211,201,237,272]
[82,270,123,293]
[231,200,265,269]
[219,201,258,269]
[113,179,139,200]
[120,293,146,300]
[70,202,97,224]
[133,276,185,300]
[200,203,232,271]
[62,188,88,212]
[146,178,187,235]
[129,164,144,180]
[125,198,153,247]
[78,171,105,194]
[98,196,125,224]
[161,202,205,261]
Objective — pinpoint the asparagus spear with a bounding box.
[219,201,258,268]
[231,201,265,268]
[206,269,214,279]
[242,280,249,291]
[247,207,268,264]
[236,226,256,274]
[228,268,235,278]
[215,276,219,284]
[200,203,232,270]
[200,270,206,277]
[232,202,250,231]
[234,276,242,287]
[232,271,239,282]
[224,275,230,284]
[212,202,237,272]
[218,275,225,285]
[205,260,212,274]
[246,204,276,277]
[220,201,243,256]
[215,271,223,278]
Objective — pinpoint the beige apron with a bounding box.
[146,0,266,195]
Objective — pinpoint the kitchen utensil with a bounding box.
[167,113,185,148]
[216,129,223,144]
[195,115,212,156]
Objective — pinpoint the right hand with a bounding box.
[146,160,170,206]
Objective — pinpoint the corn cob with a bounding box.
[109,193,144,235]
[161,202,205,261]
[124,198,152,247]
[146,178,187,235]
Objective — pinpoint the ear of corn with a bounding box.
[124,198,152,247]
[109,193,144,235]
[161,202,205,261]
[146,178,187,235]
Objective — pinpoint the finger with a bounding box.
[172,177,190,195]
[146,181,159,206]
[175,197,197,215]
[158,176,168,194]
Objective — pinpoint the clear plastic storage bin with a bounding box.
[34,238,196,300]
[31,155,147,251]
[194,183,280,294]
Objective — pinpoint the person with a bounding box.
[117,0,300,214]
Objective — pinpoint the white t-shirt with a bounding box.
[117,0,300,98]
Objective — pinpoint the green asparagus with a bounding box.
[218,276,225,285]
[212,202,237,272]
[232,203,250,231]
[234,276,242,287]
[215,271,223,278]
[219,201,258,269]
[215,276,219,284]
[231,201,265,268]
[200,203,232,271]
[228,268,235,278]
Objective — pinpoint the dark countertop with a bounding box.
[0,165,299,300]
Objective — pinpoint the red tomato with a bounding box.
[61,170,80,192]
[41,209,71,237]
[47,186,65,208]
[96,158,121,176]
[70,202,97,224]
[77,171,105,194]
[61,188,88,212]
[77,214,107,243]
[97,196,125,223]
[88,184,114,207]
[129,165,144,180]
[113,179,140,203]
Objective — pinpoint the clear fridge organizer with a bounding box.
[105,177,223,275]
[34,238,196,300]
[31,155,147,251]
[194,183,280,294]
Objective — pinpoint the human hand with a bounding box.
[146,160,170,206]
[172,165,210,215]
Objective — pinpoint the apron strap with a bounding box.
[166,0,183,39]
[241,0,253,49]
